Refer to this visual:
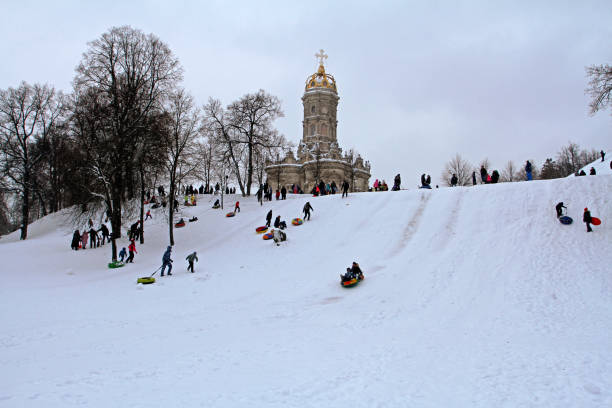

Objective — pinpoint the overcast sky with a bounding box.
[1,0,610,186]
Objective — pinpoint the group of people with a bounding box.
[555,202,599,233]
[373,179,388,191]
[70,219,110,251]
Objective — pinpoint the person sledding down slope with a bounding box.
[341,261,364,283]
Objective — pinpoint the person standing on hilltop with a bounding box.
[601,150,605,162]
[525,160,533,181]
[480,166,488,184]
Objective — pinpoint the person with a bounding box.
[491,170,499,184]
[480,166,487,183]
[81,230,89,249]
[303,201,313,221]
[273,228,287,246]
[420,174,426,187]
[393,174,401,191]
[450,174,458,187]
[601,150,605,162]
[590,167,596,175]
[130,221,140,241]
[342,180,350,198]
[373,179,379,191]
[234,201,240,213]
[177,217,185,225]
[266,210,273,227]
[257,185,263,206]
[281,186,287,200]
[127,239,137,263]
[186,251,198,273]
[555,202,567,218]
[275,189,280,200]
[213,199,220,209]
[274,215,287,230]
[161,246,173,276]
[583,208,593,232]
[525,160,533,181]
[71,230,81,250]
[145,210,152,220]
[98,224,110,245]
[579,169,586,176]
[89,227,99,248]
[118,247,127,262]
[472,171,476,186]
[189,216,198,222]
[341,261,364,282]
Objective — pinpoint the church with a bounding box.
[265,50,371,193]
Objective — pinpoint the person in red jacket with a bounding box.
[234,201,240,213]
[127,239,137,263]
[583,208,593,233]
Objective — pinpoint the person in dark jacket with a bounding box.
[129,221,140,241]
[119,247,127,262]
[303,202,313,220]
[89,227,99,248]
[281,186,287,200]
[590,167,596,175]
[265,210,273,227]
[555,202,566,218]
[583,208,593,232]
[480,166,488,183]
[601,150,605,162]
[274,215,287,230]
[161,246,173,276]
[341,180,350,197]
[98,224,110,245]
[450,174,458,187]
[525,160,533,181]
[472,171,477,186]
[491,170,500,184]
[342,261,364,281]
[127,239,137,263]
[71,230,81,250]
[186,251,198,273]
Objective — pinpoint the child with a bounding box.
[234,201,240,213]
[186,251,198,273]
[127,239,137,263]
[119,247,127,262]
[145,209,152,220]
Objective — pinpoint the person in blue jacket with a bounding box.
[161,246,173,276]
[118,247,127,262]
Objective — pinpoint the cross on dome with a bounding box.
[315,49,328,66]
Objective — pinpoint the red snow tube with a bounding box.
[256,226,268,233]
[262,232,274,240]
[226,212,235,217]
[175,222,185,228]
[291,218,303,226]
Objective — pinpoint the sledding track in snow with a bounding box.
[1,175,612,407]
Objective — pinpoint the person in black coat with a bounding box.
[472,171,476,186]
[266,210,272,227]
[71,230,81,250]
[450,174,458,187]
[590,167,596,175]
[281,186,287,200]
[303,202,313,220]
[601,150,605,162]
[480,166,488,183]
[341,180,350,197]
[98,224,110,245]
[555,202,566,218]
[583,207,593,232]
[491,170,499,184]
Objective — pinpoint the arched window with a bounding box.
[311,105,316,114]
[321,124,327,136]
[310,125,316,135]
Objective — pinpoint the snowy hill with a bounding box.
[1,175,611,407]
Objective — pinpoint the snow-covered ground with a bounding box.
[1,172,611,407]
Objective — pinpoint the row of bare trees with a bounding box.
[0,26,288,261]
[441,141,599,187]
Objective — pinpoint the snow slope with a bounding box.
[1,175,611,407]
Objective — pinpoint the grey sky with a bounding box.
[1,0,610,186]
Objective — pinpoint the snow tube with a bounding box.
[591,217,601,226]
[559,216,573,225]
[108,261,125,269]
[226,212,235,217]
[175,222,186,228]
[256,226,268,233]
[291,218,303,226]
[341,275,364,288]
[262,232,274,240]
[137,277,155,285]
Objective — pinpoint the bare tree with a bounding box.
[162,90,201,246]
[0,82,63,239]
[72,25,182,260]
[442,153,472,186]
[500,160,519,182]
[586,64,612,116]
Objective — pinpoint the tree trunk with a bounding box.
[20,180,29,240]
[139,166,145,244]
[246,143,253,195]
[168,169,176,246]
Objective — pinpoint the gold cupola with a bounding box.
[305,49,337,92]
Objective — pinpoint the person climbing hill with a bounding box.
[161,246,173,276]
[303,202,313,221]
[555,202,567,218]
[127,239,137,263]
[583,208,594,232]
[266,210,273,227]
[186,251,198,273]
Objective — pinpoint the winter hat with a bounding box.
[584,208,588,211]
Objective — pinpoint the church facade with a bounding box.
[265,51,371,193]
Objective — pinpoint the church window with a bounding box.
[311,105,316,114]
[321,124,327,135]
[310,125,316,135]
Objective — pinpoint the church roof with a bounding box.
[305,49,337,92]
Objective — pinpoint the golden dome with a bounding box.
[305,64,337,92]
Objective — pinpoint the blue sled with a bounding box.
[559,216,573,225]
